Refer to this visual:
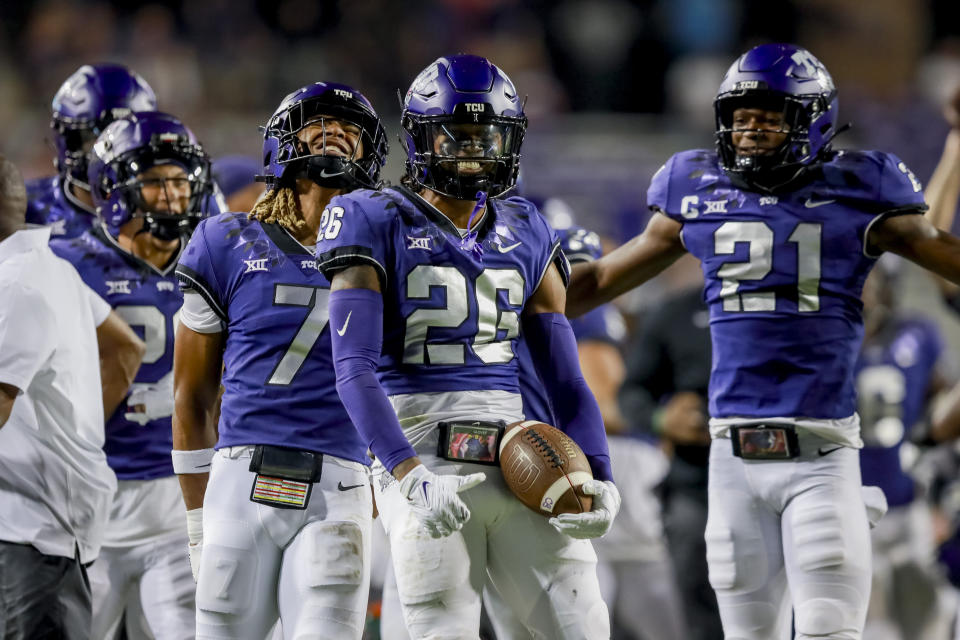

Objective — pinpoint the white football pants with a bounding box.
[89,476,195,640]
[195,446,372,640]
[374,457,609,640]
[706,431,875,640]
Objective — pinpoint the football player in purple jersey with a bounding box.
[172,83,388,639]
[315,55,618,639]
[50,110,218,640]
[855,265,953,639]
[566,43,960,639]
[28,64,157,239]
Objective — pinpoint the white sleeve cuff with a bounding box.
[180,291,225,334]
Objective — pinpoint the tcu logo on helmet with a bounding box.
[790,50,819,76]
[505,448,541,490]
[333,89,353,99]
[465,103,485,112]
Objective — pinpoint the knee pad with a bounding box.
[300,520,365,587]
[705,517,738,591]
[391,523,470,606]
[283,521,368,640]
[791,503,845,572]
[196,520,259,615]
[794,595,862,639]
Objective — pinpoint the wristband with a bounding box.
[186,508,203,544]
[172,448,215,474]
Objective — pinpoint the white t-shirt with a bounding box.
[0,228,116,563]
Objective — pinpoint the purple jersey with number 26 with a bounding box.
[648,149,926,420]
[315,186,568,396]
[176,212,369,464]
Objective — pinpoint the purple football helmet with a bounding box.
[260,82,387,191]
[51,64,157,192]
[401,55,527,199]
[88,111,217,242]
[714,44,838,189]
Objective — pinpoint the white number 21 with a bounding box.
[713,221,821,313]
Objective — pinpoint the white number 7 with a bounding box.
[266,284,330,386]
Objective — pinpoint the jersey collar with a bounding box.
[391,185,495,240]
[93,223,185,277]
[261,222,314,256]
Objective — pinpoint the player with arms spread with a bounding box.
[172,83,388,640]
[50,111,218,639]
[29,64,157,239]
[316,55,619,639]
[567,43,960,640]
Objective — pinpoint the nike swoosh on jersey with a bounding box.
[817,445,844,456]
[497,241,522,253]
[337,481,366,491]
[804,198,836,208]
[336,310,352,336]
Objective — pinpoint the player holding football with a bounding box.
[315,55,618,639]
[517,223,688,640]
[29,64,157,238]
[566,43,960,639]
[51,110,219,639]
[173,82,388,640]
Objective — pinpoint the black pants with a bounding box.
[663,488,725,640]
[0,541,91,640]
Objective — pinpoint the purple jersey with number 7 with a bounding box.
[648,148,926,419]
[175,212,369,463]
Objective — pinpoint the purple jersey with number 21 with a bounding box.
[648,148,926,420]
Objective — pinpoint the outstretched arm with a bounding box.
[925,129,960,234]
[566,212,686,318]
[869,213,960,285]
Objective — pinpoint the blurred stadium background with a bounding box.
[8,2,960,638]
[3,0,959,243]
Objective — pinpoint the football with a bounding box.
[499,420,593,516]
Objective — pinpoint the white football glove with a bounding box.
[549,480,621,540]
[124,372,174,426]
[186,507,203,582]
[398,464,486,538]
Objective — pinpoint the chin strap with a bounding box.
[821,122,852,150]
[460,191,487,259]
[62,173,97,215]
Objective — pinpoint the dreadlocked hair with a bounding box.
[247,186,305,231]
